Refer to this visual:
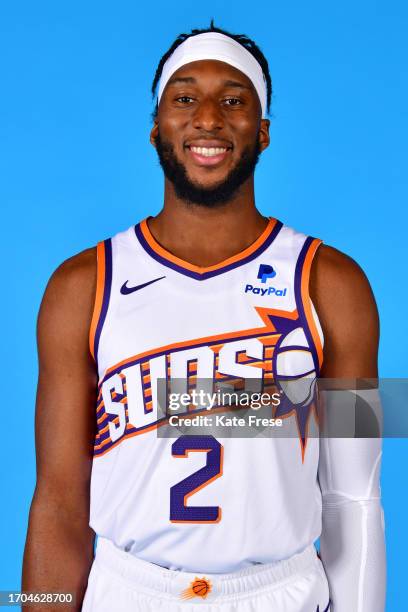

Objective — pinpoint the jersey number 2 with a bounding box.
[170,435,223,523]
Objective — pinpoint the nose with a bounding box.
[192,98,224,132]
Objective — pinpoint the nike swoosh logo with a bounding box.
[120,276,166,295]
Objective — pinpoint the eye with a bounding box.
[175,96,194,104]
[224,97,243,106]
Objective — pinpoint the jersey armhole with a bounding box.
[89,239,113,364]
[295,237,324,374]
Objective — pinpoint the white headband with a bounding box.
[157,32,267,118]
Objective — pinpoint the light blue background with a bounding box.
[1,1,407,609]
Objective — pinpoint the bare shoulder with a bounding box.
[311,243,373,293]
[310,243,379,377]
[310,243,378,317]
[44,246,97,299]
[38,247,97,352]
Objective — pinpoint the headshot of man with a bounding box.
[19,18,389,612]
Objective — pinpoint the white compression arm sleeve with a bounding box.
[318,389,386,611]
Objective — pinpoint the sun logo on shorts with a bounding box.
[181,577,212,599]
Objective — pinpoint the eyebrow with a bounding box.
[166,76,251,90]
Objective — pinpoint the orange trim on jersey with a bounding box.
[89,241,106,361]
[301,239,324,371]
[139,217,278,274]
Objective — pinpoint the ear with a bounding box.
[150,119,159,148]
[258,118,270,153]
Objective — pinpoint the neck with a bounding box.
[147,176,270,268]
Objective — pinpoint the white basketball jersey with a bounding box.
[88,216,325,573]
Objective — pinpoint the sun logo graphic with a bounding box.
[180,577,212,600]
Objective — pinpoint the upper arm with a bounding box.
[34,247,97,514]
[310,244,379,379]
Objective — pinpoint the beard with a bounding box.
[154,131,262,208]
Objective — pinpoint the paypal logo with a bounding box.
[245,285,287,297]
[257,264,276,283]
[244,263,287,297]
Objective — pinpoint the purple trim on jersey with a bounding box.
[94,239,112,364]
[294,236,321,376]
[134,219,284,280]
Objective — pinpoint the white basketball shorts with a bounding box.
[81,537,331,612]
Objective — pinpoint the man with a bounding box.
[22,22,386,611]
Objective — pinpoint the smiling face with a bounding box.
[150,59,270,206]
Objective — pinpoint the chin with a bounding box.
[186,172,229,191]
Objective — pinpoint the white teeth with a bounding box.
[190,146,227,157]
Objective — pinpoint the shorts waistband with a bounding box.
[94,537,320,600]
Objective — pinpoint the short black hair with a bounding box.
[151,19,272,120]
